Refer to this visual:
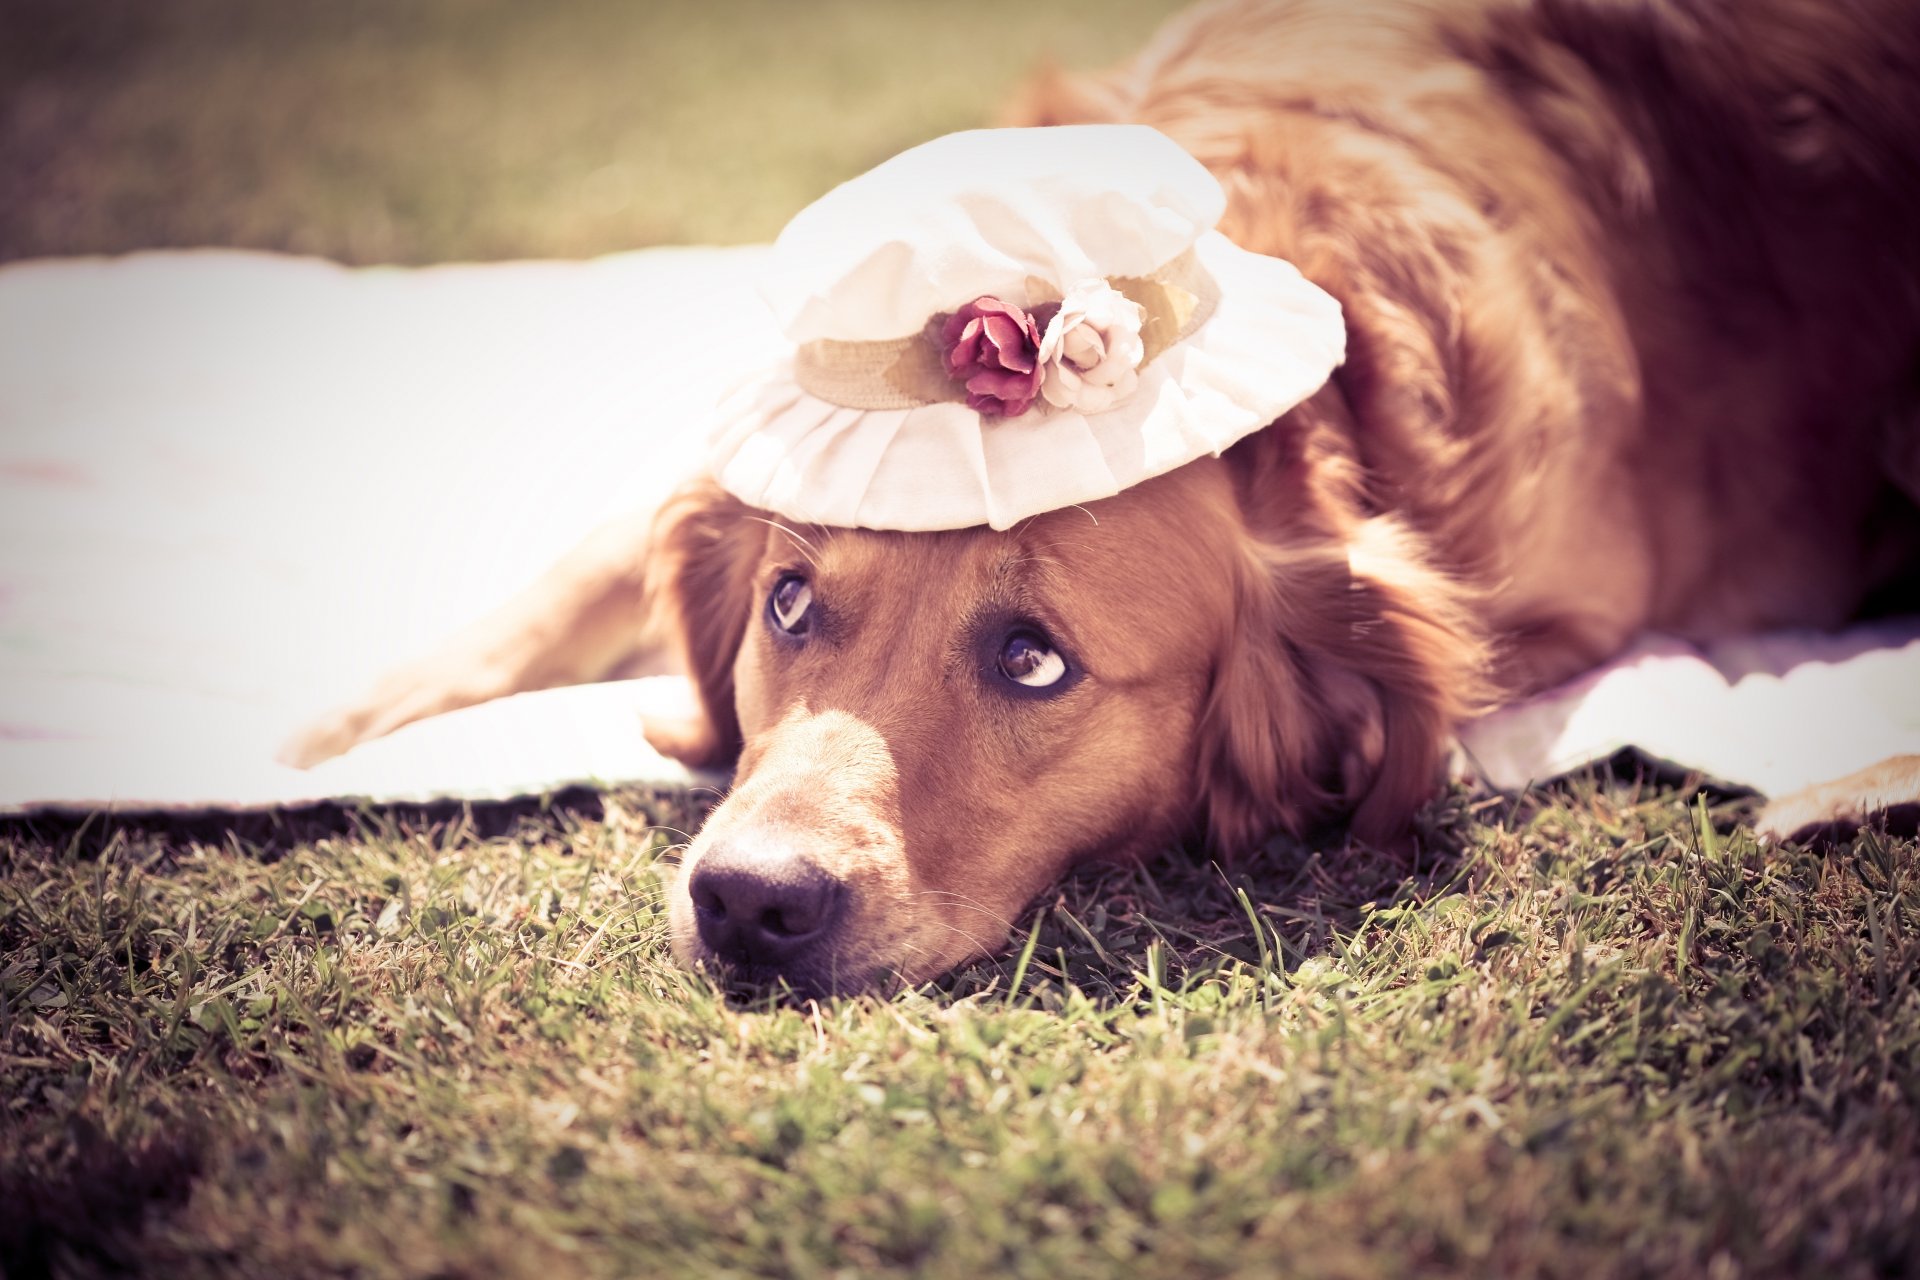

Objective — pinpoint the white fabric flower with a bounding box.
[1036,280,1147,414]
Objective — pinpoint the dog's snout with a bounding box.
[688,844,846,968]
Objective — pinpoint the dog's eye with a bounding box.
[998,630,1067,689]
[768,573,812,635]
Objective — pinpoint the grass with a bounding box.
[0,0,1184,263]
[3,778,1917,1277]
[6,1,1920,1274]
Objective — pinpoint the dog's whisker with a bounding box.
[897,890,1019,933]
[745,515,824,567]
[884,930,995,987]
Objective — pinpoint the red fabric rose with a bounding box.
[939,297,1045,417]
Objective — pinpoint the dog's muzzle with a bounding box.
[686,840,851,984]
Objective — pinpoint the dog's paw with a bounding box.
[641,714,733,772]
[276,659,497,769]
[276,708,377,769]
[1754,754,1920,846]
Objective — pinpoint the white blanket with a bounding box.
[2,249,1915,814]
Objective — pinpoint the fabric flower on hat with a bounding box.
[940,297,1045,417]
[1037,280,1147,414]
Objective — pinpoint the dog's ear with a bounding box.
[1304,517,1493,844]
[640,478,763,769]
[1194,421,1491,852]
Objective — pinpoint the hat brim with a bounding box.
[708,232,1346,532]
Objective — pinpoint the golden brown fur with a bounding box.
[1022,0,1920,663]
[286,0,1920,993]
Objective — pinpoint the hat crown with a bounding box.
[762,126,1228,344]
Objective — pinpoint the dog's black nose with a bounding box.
[688,844,846,969]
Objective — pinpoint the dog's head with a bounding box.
[641,405,1488,995]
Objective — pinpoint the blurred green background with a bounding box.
[0,0,1185,264]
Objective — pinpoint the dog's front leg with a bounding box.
[277,508,662,768]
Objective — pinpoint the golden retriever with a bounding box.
[285,0,1920,994]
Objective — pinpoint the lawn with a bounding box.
[0,0,1183,262]
[3,2,1918,1276]
[4,785,1917,1277]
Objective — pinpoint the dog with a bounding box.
[283,0,1920,994]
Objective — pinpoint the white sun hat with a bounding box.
[708,125,1346,531]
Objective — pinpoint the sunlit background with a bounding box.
[1,0,1186,264]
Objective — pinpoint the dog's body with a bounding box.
[1037,0,1920,678]
[285,0,1920,992]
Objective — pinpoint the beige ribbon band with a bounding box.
[792,245,1220,412]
